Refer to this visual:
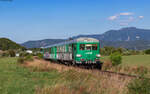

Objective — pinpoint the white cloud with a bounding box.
[120,12,134,16]
[108,12,134,21]
[108,15,118,20]
[108,12,144,26]
[139,16,144,19]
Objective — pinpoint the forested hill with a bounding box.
[0,38,25,51]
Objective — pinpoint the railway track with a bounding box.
[66,63,150,79]
[43,59,148,79]
[81,66,150,80]
[100,70,138,78]
[75,65,139,79]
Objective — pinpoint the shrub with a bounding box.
[17,54,33,64]
[144,49,150,54]
[116,48,124,54]
[110,52,122,66]
[122,51,132,56]
[103,46,116,56]
[127,78,150,94]
[17,57,25,64]
[1,52,9,57]
[8,50,16,57]
[25,55,33,61]
[36,53,43,59]
[19,52,30,57]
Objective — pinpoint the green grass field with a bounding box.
[0,55,150,94]
[122,55,150,67]
[0,57,60,94]
[102,55,150,67]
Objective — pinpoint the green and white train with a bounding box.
[43,37,102,68]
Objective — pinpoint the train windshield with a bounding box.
[80,44,97,50]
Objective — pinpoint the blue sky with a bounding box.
[0,0,150,43]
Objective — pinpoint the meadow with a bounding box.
[102,55,150,67]
[0,57,60,94]
[0,55,150,94]
[122,55,150,67]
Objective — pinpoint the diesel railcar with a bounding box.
[43,37,102,68]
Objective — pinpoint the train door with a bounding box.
[72,43,77,60]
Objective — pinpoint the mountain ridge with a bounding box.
[73,27,150,41]
[21,27,150,50]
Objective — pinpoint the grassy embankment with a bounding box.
[0,57,131,94]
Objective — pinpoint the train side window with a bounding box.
[63,46,65,52]
[43,49,44,52]
[49,48,51,53]
[80,44,85,50]
[69,45,72,52]
[60,46,62,52]
[57,47,59,52]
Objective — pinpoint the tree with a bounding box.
[8,50,16,57]
[110,52,122,66]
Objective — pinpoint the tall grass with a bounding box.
[35,69,130,94]
[24,60,130,94]
[127,76,150,94]
[1,57,149,94]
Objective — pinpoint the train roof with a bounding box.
[44,37,99,48]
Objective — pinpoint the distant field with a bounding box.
[102,55,150,67]
[122,55,150,67]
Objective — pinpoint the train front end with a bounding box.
[74,38,102,67]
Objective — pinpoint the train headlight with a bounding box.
[96,54,101,57]
[76,54,82,57]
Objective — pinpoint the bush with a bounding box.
[145,49,150,54]
[8,50,16,57]
[17,57,25,64]
[36,53,43,59]
[17,54,33,64]
[19,52,30,57]
[127,78,150,94]
[1,52,9,57]
[102,46,116,56]
[122,51,132,56]
[25,55,33,61]
[110,52,122,66]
